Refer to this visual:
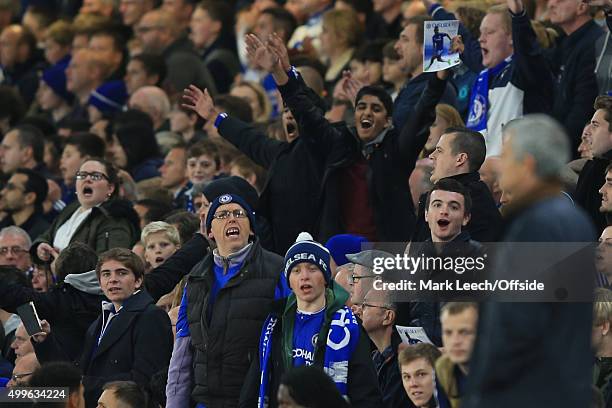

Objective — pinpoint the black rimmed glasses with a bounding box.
[349,274,378,285]
[360,302,394,311]
[75,171,109,181]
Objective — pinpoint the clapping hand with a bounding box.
[267,33,291,72]
[245,33,280,73]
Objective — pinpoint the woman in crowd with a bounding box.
[32,157,140,263]
[109,122,163,182]
[230,80,272,124]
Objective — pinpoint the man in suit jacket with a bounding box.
[80,248,173,407]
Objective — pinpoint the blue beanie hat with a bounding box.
[205,193,256,234]
[284,232,331,287]
[325,234,368,267]
[42,59,74,104]
[88,80,128,113]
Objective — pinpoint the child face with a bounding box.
[187,154,217,184]
[350,60,369,84]
[383,57,405,86]
[364,61,383,86]
[144,232,179,269]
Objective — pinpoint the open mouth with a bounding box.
[225,227,240,237]
[360,119,373,129]
[300,284,312,291]
[411,390,424,398]
[437,219,450,227]
[286,122,296,134]
[482,48,489,58]
[155,257,165,264]
[82,186,93,196]
[107,287,122,294]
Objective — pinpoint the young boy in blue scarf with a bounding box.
[239,232,382,408]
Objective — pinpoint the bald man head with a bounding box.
[136,9,178,55]
[128,86,171,130]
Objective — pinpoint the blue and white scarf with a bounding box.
[257,306,360,408]
[466,56,512,132]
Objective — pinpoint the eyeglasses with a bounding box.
[11,372,33,381]
[75,171,109,181]
[213,209,248,220]
[0,246,28,256]
[361,302,393,311]
[349,274,378,284]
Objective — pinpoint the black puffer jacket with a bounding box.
[186,238,284,407]
[31,199,140,263]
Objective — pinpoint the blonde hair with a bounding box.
[141,221,181,247]
[435,104,464,129]
[594,288,612,326]
[231,81,272,123]
[322,8,363,48]
[486,5,512,34]
[45,20,74,46]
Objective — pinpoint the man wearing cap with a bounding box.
[167,190,284,408]
[87,80,128,123]
[239,232,381,408]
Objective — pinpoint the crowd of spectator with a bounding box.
[0,0,610,407]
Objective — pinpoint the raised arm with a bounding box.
[398,69,451,171]
[144,233,208,302]
[508,0,554,113]
[426,2,484,72]
[182,85,285,169]
[247,33,345,155]
[0,284,58,321]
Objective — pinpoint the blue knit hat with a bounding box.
[284,232,331,287]
[325,234,369,267]
[42,59,74,103]
[88,80,128,113]
[205,193,256,234]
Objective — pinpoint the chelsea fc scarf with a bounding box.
[466,56,512,132]
[257,306,360,408]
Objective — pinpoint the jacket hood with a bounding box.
[282,281,350,319]
[100,199,141,234]
[64,269,104,295]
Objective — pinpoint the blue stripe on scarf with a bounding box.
[257,306,360,407]
[258,315,279,408]
[466,56,512,132]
